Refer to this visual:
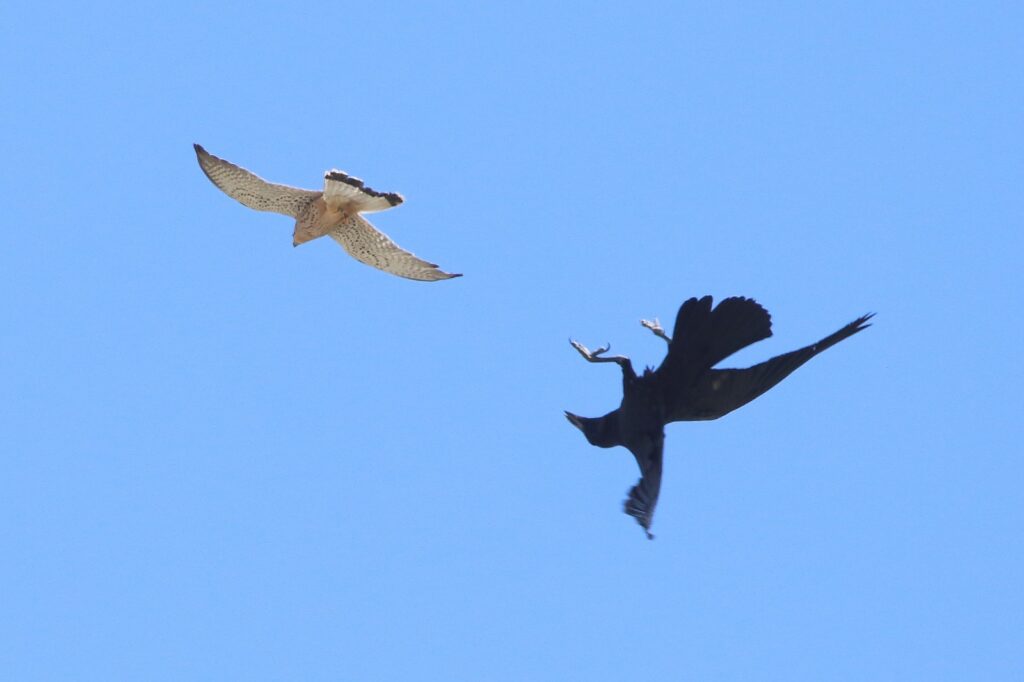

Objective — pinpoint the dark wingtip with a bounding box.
[193,143,206,155]
[851,312,876,332]
[564,411,584,431]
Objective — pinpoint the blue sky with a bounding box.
[2,2,1022,679]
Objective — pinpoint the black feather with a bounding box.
[566,296,872,538]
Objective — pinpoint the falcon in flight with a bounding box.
[193,144,461,281]
[566,296,873,539]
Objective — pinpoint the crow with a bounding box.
[565,296,873,539]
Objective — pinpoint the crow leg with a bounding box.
[640,318,671,344]
[569,339,636,379]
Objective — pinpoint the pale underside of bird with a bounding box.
[566,295,873,539]
[193,144,461,282]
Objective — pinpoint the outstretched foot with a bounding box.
[569,339,631,366]
[640,318,671,344]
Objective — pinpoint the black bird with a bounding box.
[565,296,873,539]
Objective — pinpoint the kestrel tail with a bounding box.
[193,144,461,281]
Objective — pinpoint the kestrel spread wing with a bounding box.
[194,144,319,217]
[193,144,461,281]
[328,214,457,282]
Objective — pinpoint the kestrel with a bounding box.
[566,296,873,539]
[193,144,461,281]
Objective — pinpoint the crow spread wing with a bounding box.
[624,437,664,540]
[668,313,875,422]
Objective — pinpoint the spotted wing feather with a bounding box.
[194,144,319,218]
[328,215,461,282]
